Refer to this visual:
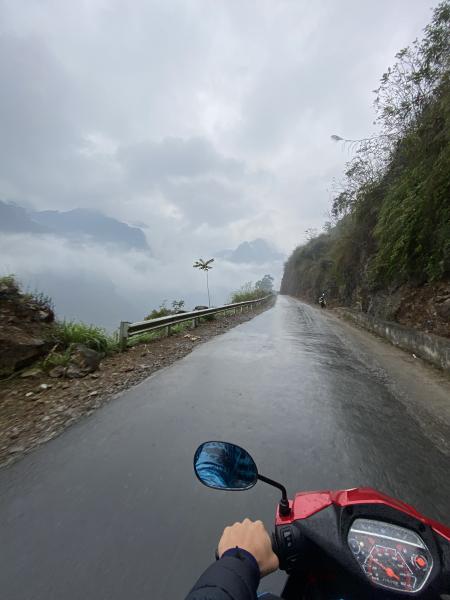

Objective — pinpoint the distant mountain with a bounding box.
[0,200,149,251]
[32,208,149,250]
[216,239,284,264]
[0,201,49,233]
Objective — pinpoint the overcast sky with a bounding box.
[0,0,439,325]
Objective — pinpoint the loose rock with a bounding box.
[65,344,102,378]
[20,367,44,379]
[436,298,450,320]
[49,365,66,378]
[0,328,47,378]
[38,383,52,391]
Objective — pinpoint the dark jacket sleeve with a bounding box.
[184,550,260,600]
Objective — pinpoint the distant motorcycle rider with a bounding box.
[318,292,327,308]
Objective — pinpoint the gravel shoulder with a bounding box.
[0,304,271,467]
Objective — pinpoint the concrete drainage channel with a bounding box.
[335,308,450,374]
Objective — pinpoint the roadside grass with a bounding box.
[200,313,216,322]
[40,349,71,371]
[127,320,198,348]
[53,321,119,354]
[127,330,162,347]
[170,321,192,334]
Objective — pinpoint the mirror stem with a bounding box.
[257,474,291,516]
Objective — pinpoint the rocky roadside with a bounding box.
[289,280,450,339]
[0,303,271,467]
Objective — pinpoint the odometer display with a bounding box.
[348,518,433,593]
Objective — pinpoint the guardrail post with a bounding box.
[191,318,197,329]
[165,325,170,337]
[119,321,130,352]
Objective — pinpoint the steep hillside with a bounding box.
[281,2,450,336]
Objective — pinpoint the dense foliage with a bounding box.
[281,2,450,305]
[230,280,272,303]
[145,299,186,320]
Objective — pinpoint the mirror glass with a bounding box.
[194,441,258,491]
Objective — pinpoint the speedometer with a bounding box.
[348,518,433,593]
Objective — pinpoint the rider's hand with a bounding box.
[218,518,279,577]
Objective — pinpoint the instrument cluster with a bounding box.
[348,518,433,593]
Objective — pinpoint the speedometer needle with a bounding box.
[385,567,400,581]
[372,558,400,581]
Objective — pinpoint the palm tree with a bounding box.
[193,258,214,307]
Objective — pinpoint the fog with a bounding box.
[0,232,282,329]
[0,0,436,327]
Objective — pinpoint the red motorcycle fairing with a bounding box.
[275,487,450,542]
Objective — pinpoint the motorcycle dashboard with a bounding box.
[348,518,433,594]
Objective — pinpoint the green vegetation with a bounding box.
[23,289,54,313]
[0,273,18,291]
[230,281,271,303]
[145,299,186,320]
[127,320,193,347]
[53,321,118,354]
[0,275,120,376]
[281,2,450,306]
[0,274,54,313]
[38,322,118,373]
[40,349,71,371]
[170,322,193,334]
[255,274,275,294]
[145,302,173,320]
[127,330,162,347]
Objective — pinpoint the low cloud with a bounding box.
[0,233,283,329]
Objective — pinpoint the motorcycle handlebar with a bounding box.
[273,523,304,572]
[214,524,302,573]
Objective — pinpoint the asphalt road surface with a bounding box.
[1,296,449,599]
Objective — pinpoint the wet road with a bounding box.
[1,296,449,599]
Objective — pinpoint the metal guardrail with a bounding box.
[118,295,272,351]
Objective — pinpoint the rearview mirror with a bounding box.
[194,441,258,491]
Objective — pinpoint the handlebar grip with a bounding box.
[273,523,304,572]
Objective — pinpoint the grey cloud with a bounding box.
[0,32,124,211]
[0,0,436,320]
[234,1,433,154]
[0,35,78,190]
[117,136,253,226]
[161,177,249,226]
[0,30,255,228]
[118,136,245,186]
